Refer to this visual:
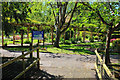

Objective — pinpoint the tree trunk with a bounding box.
[83,31,85,43]
[54,27,61,48]
[97,32,100,41]
[74,28,76,41]
[77,28,80,39]
[105,29,111,65]
[64,32,65,43]
[27,26,30,41]
[13,31,15,45]
[51,28,53,45]
[2,30,4,47]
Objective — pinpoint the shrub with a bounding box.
[89,37,94,42]
[71,38,77,44]
[77,37,82,42]
[94,36,99,40]
[64,40,71,45]
[100,36,106,42]
[112,40,120,51]
[24,40,31,44]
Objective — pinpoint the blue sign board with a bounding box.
[32,31,44,40]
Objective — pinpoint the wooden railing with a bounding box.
[95,49,117,80]
[0,46,40,80]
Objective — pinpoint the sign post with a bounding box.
[32,31,44,48]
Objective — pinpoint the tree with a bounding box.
[49,2,79,47]
[2,2,31,36]
[82,2,120,65]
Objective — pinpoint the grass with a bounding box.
[2,34,119,55]
[4,41,119,55]
[39,42,103,55]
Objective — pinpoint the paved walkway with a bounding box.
[0,48,96,78]
[40,53,96,78]
[0,48,119,79]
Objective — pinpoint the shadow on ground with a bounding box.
[1,57,63,80]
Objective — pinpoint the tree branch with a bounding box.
[111,22,120,33]
[50,3,56,22]
[65,5,81,19]
[82,2,111,26]
[59,2,68,29]
[60,2,78,34]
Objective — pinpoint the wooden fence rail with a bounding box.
[95,49,117,80]
[0,46,40,79]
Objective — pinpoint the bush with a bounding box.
[24,40,31,44]
[113,40,120,46]
[94,36,99,40]
[86,36,88,39]
[89,37,94,42]
[71,38,77,44]
[100,36,106,42]
[77,37,82,42]
[64,40,71,45]
[112,40,120,51]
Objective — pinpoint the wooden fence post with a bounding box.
[37,47,40,69]
[30,43,33,58]
[30,31,33,58]
[21,30,23,46]
[22,51,25,78]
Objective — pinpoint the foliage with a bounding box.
[94,36,99,40]
[100,36,106,42]
[89,37,94,42]
[2,2,31,35]
[71,38,77,44]
[24,40,31,44]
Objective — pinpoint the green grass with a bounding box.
[5,47,30,52]
[2,35,119,55]
[40,42,103,55]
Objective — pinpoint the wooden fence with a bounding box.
[0,46,40,80]
[95,49,118,80]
